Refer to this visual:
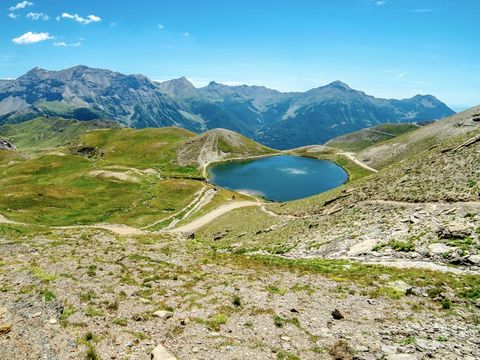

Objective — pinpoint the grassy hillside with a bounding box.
[0,117,120,153]
[177,128,277,170]
[325,123,420,152]
[72,126,200,177]
[0,125,276,226]
[357,106,480,169]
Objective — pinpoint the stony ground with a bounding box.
[1,227,479,359]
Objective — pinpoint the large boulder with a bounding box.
[0,139,16,151]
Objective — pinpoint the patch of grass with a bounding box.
[85,346,101,360]
[112,317,128,326]
[232,295,242,307]
[266,284,287,295]
[273,315,286,328]
[399,336,416,345]
[85,307,104,317]
[276,350,300,360]
[31,266,56,282]
[441,298,452,309]
[196,313,229,331]
[42,289,56,302]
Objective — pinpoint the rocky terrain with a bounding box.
[0,228,479,360]
[0,65,454,149]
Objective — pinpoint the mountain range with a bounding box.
[0,65,455,149]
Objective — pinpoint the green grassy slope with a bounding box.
[73,126,200,177]
[0,124,277,226]
[0,117,120,153]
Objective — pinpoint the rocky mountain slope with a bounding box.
[159,78,455,149]
[0,66,454,149]
[0,66,204,130]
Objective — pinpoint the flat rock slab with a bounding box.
[151,344,176,360]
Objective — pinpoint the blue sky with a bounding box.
[1,0,479,110]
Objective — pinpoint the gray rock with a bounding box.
[438,224,471,239]
[428,243,452,255]
[152,310,173,320]
[151,344,176,360]
[355,345,369,352]
[0,139,16,151]
[467,254,480,265]
[389,280,412,294]
[416,339,442,351]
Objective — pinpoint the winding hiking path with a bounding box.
[340,152,378,173]
[170,201,259,233]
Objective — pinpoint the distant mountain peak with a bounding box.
[326,80,351,90]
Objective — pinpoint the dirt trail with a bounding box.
[341,152,378,173]
[0,213,143,236]
[164,188,217,230]
[0,214,23,225]
[170,201,259,233]
[143,185,208,230]
[357,258,479,275]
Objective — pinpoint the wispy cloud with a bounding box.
[26,12,49,20]
[397,71,407,78]
[9,1,33,11]
[53,41,81,48]
[375,1,387,5]
[158,24,164,30]
[409,9,436,13]
[12,31,53,45]
[183,32,190,37]
[7,13,18,19]
[59,13,101,25]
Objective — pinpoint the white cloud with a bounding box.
[12,31,53,45]
[397,72,407,78]
[158,24,164,29]
[26,12,49,20]
[7,13,18,19]
[53,41,82,48]
[9,1,33,11]
[375,0,387,5]
[183,32,190,37]
[60,13,101,25]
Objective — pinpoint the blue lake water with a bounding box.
[208,155,348,202]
